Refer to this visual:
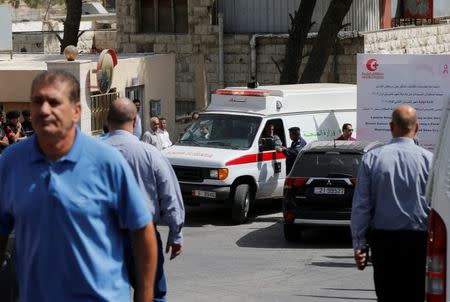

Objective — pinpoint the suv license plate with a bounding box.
[192,190,216,199]
[314,187,345,195]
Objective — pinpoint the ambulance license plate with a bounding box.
[314,187,345,195]
[192,190,216,199]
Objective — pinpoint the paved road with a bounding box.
[159,203,376,302]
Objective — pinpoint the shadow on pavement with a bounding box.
[236,222,353,249]
[310,254,373,269]
[295,294,376,301]
[325,255,354,259]
[322,288,375,292]
[184,206,231,227]
[296,286,375,300]
[309,261,357,268]
[184,200,282,227]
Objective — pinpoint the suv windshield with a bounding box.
[290,152,362,178]
[178,114,262,150]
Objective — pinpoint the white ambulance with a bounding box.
[425,100,450,302]
[164,83,357,224]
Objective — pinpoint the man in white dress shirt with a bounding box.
[142,117,163,150]
[132,99,142,139]
[159,117,172,150]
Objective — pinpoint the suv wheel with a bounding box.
[231,184,252,224]
[283,223,301,242]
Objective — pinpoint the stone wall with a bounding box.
[224,34,363,87]
[222,34,250,87]
[92,31,117,51]
[12,30,116,54]
[13,32,48,53]
[116,2,450,108]
[117,0,219,109]
[12,2,450,114]
[116,0,363,108]
[11,6,41,22]
[364,23,450,54]
[10,2,65,22]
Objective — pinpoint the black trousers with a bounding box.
[0,235,19,302]
[370,229,428,302]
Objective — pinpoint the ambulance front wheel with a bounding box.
[231,184,252,224]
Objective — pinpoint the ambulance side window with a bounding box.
[259,119,286,151]
[272,119,286,146]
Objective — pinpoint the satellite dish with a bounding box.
[96,49,118,94]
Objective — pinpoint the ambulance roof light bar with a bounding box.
[215,89,270,97]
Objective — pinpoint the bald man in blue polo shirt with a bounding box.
[0,70,158,302]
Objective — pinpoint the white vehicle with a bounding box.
[425,100,450,302]
[164,84,357,224]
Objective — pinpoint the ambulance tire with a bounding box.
[231,184,252,225]
[283,223,302,242]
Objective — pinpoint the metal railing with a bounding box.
[90,91,118,135]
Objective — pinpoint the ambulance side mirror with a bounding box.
[259,138,275,152]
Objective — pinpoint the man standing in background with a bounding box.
[336,123,356,141]
[142,117,163,151]
[0,112,9,153]
[133,99,143,139]
[191,111,199,121]
[21,109,34,137]
[4,111,23,144]
[159,117,172,149]
[106,98,185,302]
[276,127,306,174]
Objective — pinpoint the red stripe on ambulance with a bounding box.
[225,151,286,166]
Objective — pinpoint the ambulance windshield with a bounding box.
[178,114,262,150]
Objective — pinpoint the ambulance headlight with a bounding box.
[209,168,228,180]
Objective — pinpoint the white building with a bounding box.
[0,52,176,137]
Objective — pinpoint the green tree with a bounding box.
[279,0,354,84]
[300,0,353,83]
[60,0,82,52]
[1,0,81,53]
[279,0,317,84]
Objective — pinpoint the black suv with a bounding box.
[282,141,383,241]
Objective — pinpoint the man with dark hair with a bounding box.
[0,112,9,153]
[4,110,23,144]
[351,104,433,301]
[21,109,34,137]
[191,111,199,121]
[0,70,158,302]
[105,97,184,302]
[30,69,81,103]
[159,117,172,150]
[336,123,356,141]
[259,122,282,151]
[133,99,143,139]
[276,127,307,173]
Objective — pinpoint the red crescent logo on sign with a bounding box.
[366,59,378,72]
